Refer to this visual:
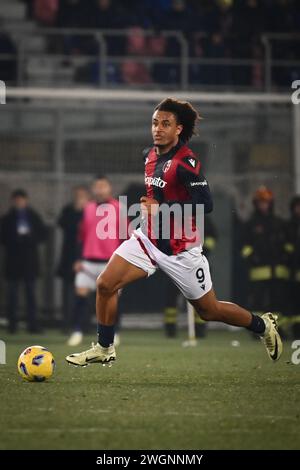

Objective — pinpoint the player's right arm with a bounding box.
[177,161,213,214]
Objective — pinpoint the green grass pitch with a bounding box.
[0,329,299,450]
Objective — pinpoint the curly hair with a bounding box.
[154,97,201,143]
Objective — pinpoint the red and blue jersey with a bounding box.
[142,141,213,255]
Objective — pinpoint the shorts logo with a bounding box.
[145,176,167,188]
[163,160,172,173]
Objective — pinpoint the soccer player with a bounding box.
[67,176,124,346]
[66,98,282,366]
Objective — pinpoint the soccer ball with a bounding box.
[17,345,55,382]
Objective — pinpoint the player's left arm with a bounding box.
[169,157,213,214]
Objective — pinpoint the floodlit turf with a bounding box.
[0,329,299,450]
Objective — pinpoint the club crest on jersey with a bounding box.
[163,160,172,173]
[145,176,167,188]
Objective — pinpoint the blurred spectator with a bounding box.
[190,30,232,87]
[148,26,182,85]
[207,32,227,58]
[21,0,299,90]
[265,0,296,34]
[127,27,147,56]
[0,190,48,333]
[189,1,233,87]
[33,0,59,26]
[56,186,89,333]
[148,34,167,57]
[56,0,92,28]
[189,31,206,86]
[232,0,263,45]
[207,32,231,86]
[139,0,172,29]
[122,60,151,86]
[149,33,171,84]
[161,0,194,33]
[217,0,233,37]
[27,0,300,38]
[122,28,152,85]
[190,0,220,34]
[90,0,120,29]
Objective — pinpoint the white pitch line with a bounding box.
[6,427,142,434]
[84,409,295,420]
[164,412,295,420]
[6,429,109,434]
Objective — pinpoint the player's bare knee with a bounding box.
[96,275,115,296]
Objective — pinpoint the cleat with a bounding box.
[65,342,116,367]
[260,313,283,361]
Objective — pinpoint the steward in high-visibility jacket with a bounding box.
[241,186,288,321]
[285,195,300,338]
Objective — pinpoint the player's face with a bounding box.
[12,196,28,210]
[256,200,271,214]
[92,179,112,203]
[152,111,183,149]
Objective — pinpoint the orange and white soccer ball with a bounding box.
[17,345,55,382]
